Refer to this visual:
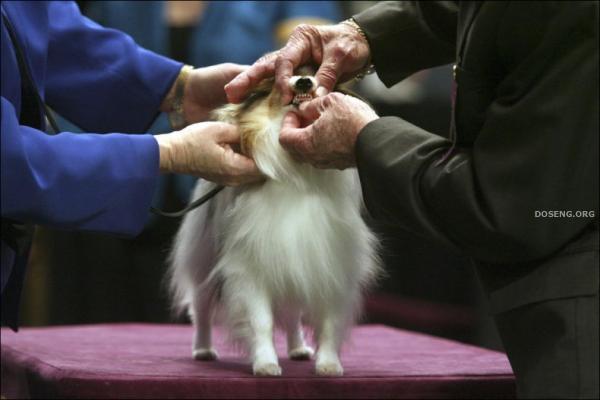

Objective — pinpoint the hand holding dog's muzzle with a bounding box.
[225,22,371,106]
[280,93,378,169]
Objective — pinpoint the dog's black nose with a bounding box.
[295,77,313,92]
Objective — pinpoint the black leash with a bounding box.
[2,12,60,134]
[150,184,224,218]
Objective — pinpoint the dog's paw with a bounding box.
[253,362,282,376]
[316,361,344,376]
[193,348,219,361]
[288,345,314,360]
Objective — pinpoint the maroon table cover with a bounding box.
[1,324,515,399]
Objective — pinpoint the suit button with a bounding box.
[453,64,457,81]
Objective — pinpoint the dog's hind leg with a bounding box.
[285,311,314,360]
[190,290,218,361]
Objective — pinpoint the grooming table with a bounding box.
[1,324,515,399]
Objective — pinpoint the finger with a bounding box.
[315,42,354,95]
[279,112,314,158]
[224,53,277,103]
[214,125,262,180]
[275,25,321,105]
[219,63,249,83]
[279,111,302,147]
[274,57,297,106]
[276,113,303,161]
[315,61,342,96]
[227,151,261,174]
[213,123,241,144]
[297,95,330,121]
[221,152,264,186]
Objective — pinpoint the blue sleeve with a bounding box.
[1,97,159,236]
[280,1,341,22]
[44,1,182,133]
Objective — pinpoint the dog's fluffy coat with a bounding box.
[168,77,379,376]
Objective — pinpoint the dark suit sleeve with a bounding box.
[355,3,599,264]
[353,1,457,86]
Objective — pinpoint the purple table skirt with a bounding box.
[1,324,515,399]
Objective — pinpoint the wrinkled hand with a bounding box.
[225,23,371,105]
[280,93,378,169]
[183,63,247,123]
[155,122,263,186]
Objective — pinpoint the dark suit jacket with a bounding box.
[354,2,598,397]
[354,0,598,314]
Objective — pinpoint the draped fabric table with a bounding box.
[1,324,515,399]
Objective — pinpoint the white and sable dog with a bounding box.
[168,72,379,376]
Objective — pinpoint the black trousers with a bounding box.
[495,293,599,399]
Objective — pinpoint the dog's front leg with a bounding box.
[245,291,281,376]
[315,310,346,376]
[190,290,218,361]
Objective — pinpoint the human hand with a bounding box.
[225,21,371,105]
[155,122,263,186]
[279,93,378,169]
[183,63,248,123]
[161,63,248,125]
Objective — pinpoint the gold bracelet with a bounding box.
[341,18,375,81]
[168,65,194,130]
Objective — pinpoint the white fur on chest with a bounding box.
[210,106,374,311]
[213,168,372,311]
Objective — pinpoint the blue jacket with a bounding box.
[1,1,182,329]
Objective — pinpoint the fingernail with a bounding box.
[316,86,328,97]
[224,79,236,89]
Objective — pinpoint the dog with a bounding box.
[168,69,380,376]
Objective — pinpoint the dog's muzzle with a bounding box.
[289,75,317,106]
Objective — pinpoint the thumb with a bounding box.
[219,63,249,86]
[227,150,259,172]
[214,123,242,144]
[298,95,328,122]
[280,111,303,141]
[279,112,314,155]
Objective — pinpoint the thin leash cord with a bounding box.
[150,184,225,218]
